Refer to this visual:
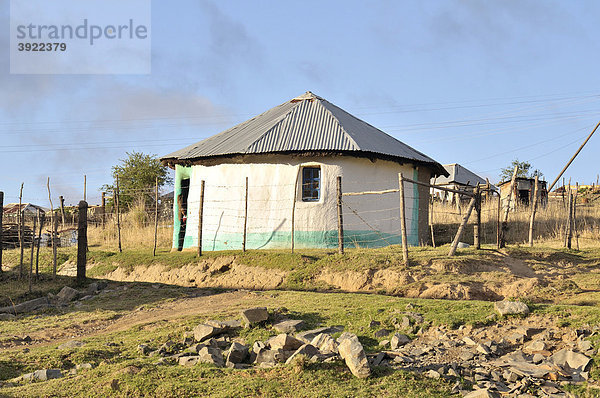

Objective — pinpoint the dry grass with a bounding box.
[431,197,600,247]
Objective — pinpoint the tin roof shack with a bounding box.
[498,177,547,210]
[431,164,497,206]
[161,91,447,251]
[1,203,47,249]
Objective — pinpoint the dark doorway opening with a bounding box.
[177,178,190,251]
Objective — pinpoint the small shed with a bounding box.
[161,92,448,251]
[431,164,496,205]
[498,177,548,209]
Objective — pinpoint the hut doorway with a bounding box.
[177,178,190,251]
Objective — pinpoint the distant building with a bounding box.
[431,164,496,205]
[3,203,47,218]
[498,177,547,209]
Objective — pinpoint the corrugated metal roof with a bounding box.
[161,92,447,175]
[433,164,494,189]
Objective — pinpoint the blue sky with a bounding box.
[2,0,600,206]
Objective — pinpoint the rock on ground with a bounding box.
[57,286,80,303]
[240,307,269,325]
[0,297,49,314]
[268,334,304,351]
[310,333,338,354]
[58,340,85,349]
[337,332,371,379]
[272,319,305,333]
[390,333,411,349]
[193,323,223,342]
[226,342,249,364]
[285,344,320,364]
[494,300,529,316]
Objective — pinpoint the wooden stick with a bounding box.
[59,195,66,228]
[83,175,87,202]
[101,192,106,229]
[430,177,436,248]
[449,186,479,256]
[52,216,58,277]
[474,184,481,250]
[35,210,44,279]
[46,178,57,278]
[342,178,476,198]
[291,170,299,253]
[528,175,539,247]
[0,191,3,273]
[565,191,573,249]
[574,183,579,250]
[243,177,248,252]
[500,165,518,248]
[19,183,24,279]
[398,173,408,264]
[337,176,344,255]
[197,180,205,257]
[77,200,88,284]
[29,214,36,293]
[116,176,122,253]
[153,177,159,256]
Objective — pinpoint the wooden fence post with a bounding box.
[565,191,573,249]
[153,177,159,256]
[337,176,344,255]
[398,173,408,265]
[449,186,479,256]
[52,216,58,277]
[430,177,436,248]
[101,192,106,229]
[46,177,57,278]
[59,195,66,228]
[197,180,205,256]
[77,200,88,284]
[19,209,24,279]
[36,211,44,279]
[496,194,501,249]
[528,176,539,247]
[500,165,518,248]
[474,184,481,249]
[83,175,87,202]
[574,183,579,250]
[29,215,37,293]
[116,176,122,253]
[242,177,249,252]
[0,191,3,273]
[18,183,23,250]
[291,170,299,253]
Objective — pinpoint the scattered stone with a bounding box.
[462,336,478,346]
[337,333,371,379]
[369,320,381,328]
[370,352,386,367]
[58,340,85,349]
[296,326,344,343]
[577,339,593,352]
[240,307,269,326]
[476,344,491,355]
[179,356,200,366]
[400,316,411,329]
[57,286,80,303]
[551,349,591,372]
[523,340,546,353]
[505,332,526,345]
[494,300,529,316]
[193,323,223,342]
[268,334,304,351]
[197,346,224,367]
[426,369,441,379]
[390,333,411,349]
[30,369,63,381]
[374,329,392,338]
[226,342,249,364]
[252,341,266,353]
[310,333,339,354]
[460,349,475,361]
[285,344,320,364]
[0,313,16,321]
[273,319,305,333]
[463,388,500,398]
[86,282,99,295]
[255,348,285,366]
[0,297,49,314]
[75,363,93,370]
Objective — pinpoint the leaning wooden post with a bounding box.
[29,214,37,293]
[59,195,66,228]
[398,173,408,264]
[77,200,88,284]
[115,176,122,253]
[242,177,248,252]
[153,177,159,256]
[35,211,44,279]
[500,165,518,248]
[337,176,344,255]
[449,186,479,256]
[197,180,205,256]
[0,191,3,273]
[528,175,539,247]
[473,184,481,249]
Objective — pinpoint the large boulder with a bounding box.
[337,333,371,379]
[197,346,224,367]
[255,348,285,367]
[0,297,49,314]
[226,342,249,364]
[296,326,344,343]
[240,307,269,326]
[310,333,339,354]
[494,300,529,316]
[273,319,305,333]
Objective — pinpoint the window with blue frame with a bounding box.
[302,167,321,202]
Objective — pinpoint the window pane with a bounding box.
[301,167,320,201]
